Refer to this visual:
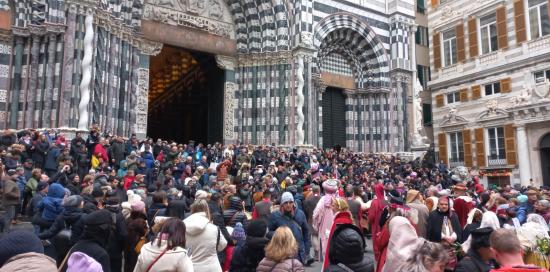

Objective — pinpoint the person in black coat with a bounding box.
[325,223,374,272]
[104,197,128,272]
[64,209,112,272]
[230,219,270,272]
[426,196,462,243]
[223,196,249,228]
[455,227,495,272]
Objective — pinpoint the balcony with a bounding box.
[449,158,465,168]
[487,155,507,167]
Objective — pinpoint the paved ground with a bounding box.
[305,236,374,271]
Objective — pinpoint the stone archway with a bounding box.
[312,13,394,152]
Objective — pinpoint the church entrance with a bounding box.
[540,133,550,186]
[322,87,347,149]
[147,45,224,144]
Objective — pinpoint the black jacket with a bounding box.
[426,209,463,243]
[327,224,374,272]
[38,206,84,244]
[69,240,111,272]
[105,206,128,261]
[455,249,492,272]
[230,236,270,272]
[208,200,233,246]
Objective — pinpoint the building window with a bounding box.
[527,0,550,39]
[446,91,460,104]
[534,69,550,82]
[448,132,464,165]
[416,26,429,47]
[487,127,506,159]
[423,103,432,126]
[442,29,457,67]
[484,82,501,96]
[417,65,431,88]
[417,0,426,14]
[479,13,498,54]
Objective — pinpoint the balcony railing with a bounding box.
[448,158,465,168]
[487,155,507,167]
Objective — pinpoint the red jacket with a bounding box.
[94,144,109,162]
[368,184,387,260]
[454,196,475,228]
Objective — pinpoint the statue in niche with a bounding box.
[412,78,430,148]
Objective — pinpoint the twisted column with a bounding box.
[296,56,305,145]
[78,9,93,130]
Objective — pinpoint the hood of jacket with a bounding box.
[183,212,209,235]
[47,183,66,199]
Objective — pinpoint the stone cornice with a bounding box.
[236,51,292,66]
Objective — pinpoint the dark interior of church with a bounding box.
[147,46,224,144]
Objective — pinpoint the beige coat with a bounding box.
[183,212,227,272]
[0,252,56,272]
[256,258,305,272]
[133,240,194,272]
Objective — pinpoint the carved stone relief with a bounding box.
[136,68,150,134]
[224,82,237,139]
[143,0,235,39]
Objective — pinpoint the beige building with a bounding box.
[416,0,433,142]
[428,0,550,187]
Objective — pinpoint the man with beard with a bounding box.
[268,192,312,265]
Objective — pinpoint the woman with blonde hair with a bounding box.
[395,240,449,272]
[183,199,226,272]
[257,226,305,272]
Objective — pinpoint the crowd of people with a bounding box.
[0,127,548,272]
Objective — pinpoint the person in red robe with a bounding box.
[368,183,387,260]
[453,183,475,228]
[322,199,354,269]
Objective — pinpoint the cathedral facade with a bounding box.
[0,0,418,152]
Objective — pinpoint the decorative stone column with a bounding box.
[77,9,94,130]
[516,125,531,186]
[135,39,162,139]
[9,36,24,128]
[343,89,356,150]
[216,55,237,144]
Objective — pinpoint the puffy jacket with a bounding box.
[38,206,84,244]
[38,183,65,221]
[326,224,374,272]
[223,197,248,228]
[230,236,269,272]
[183,212,227,272]
[256,258,304,272]
[0,252,56,272]
[133,240,194,272]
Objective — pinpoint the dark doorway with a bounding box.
[147,46,224,144]
[322,87,346,149]
[540,133,550,186]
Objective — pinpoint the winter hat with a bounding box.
[131,200,145,212]
[406,189,420,204]
[48,183,66,198]
[195,190,208,200]
[281,192,294,204]
[36,181,49,192]
[83,209,112,226]
[323,179,338,194]
[67,251,103,272]
[232,222,246,241]
[246,219,268,237]
[0,230,44,266]
[329,224,365,265]
[63,195,84,207]
[517,194,528,203]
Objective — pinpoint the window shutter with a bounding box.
[436,94,444,107]
[433,32,441,70]
[475,128,486,167]
[514,0,527,44]
[468,17,478,58]
[463,129,473,167]
[431,0,439,8]
[496,6,508,49]
[456,24,466,62]
[471,85,481,99]
[459,88,469,102]
[438,133,448,165]
[501,77,511,93]
[504,124,517,165]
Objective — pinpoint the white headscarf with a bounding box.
[462,211,500,252]
[382,216,423,272]
[517,214,550,250]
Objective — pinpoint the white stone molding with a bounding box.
[215,55,236,70]
[296,56,305,145]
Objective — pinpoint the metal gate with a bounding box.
[322,87,346,149]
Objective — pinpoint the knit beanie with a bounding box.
[63,195,84,207]
[0,230,44,266]
[131,200,145,212]
[281,192,294,204]
[517,194,528,203]
[232,222,246,241]
[195,190,208,200]
[246,219,268,237]
[36,181,48,192]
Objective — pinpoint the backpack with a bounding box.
[52,220,73,260]
[66,252,103,272]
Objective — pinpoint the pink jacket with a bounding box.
[312,194,335,258]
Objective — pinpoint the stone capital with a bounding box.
[28,24,46,36]
[11,26,30,37]
[216,55,236,70]
[137,39,163,56]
